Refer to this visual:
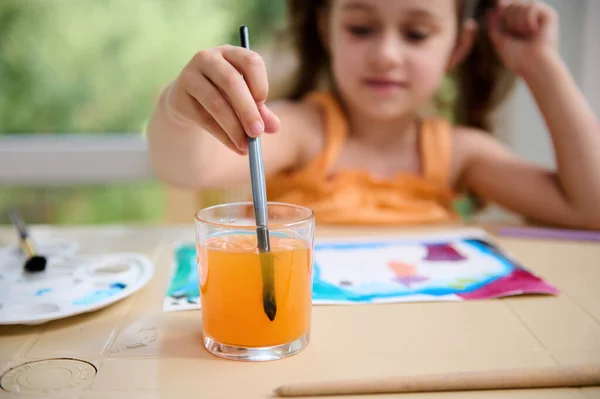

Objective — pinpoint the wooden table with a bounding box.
[0,224,599,398]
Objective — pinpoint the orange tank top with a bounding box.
[266,91,458,225]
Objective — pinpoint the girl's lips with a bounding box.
[364,78,408,93]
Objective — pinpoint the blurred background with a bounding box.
[0,0,287,225]
[0,0,598,225]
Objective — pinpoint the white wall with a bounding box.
[582,0,600,115]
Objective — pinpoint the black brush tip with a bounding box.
[25,255,46,273]
[239,25,249,49]
[263,295,277,321]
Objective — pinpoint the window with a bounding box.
[0,0,286,225]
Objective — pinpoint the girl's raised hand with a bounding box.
[487,0,559,76]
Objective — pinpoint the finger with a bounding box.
[199,50,265,138]
[526,3,540,34]
[197,107,246,155]
[502,3,527,37]
[508,3,525,36]
[495,0,508,32]
[258,102,281,134]
[221,45,270,104]
[171,78,245,155]
[518,3,537,36]
[167,79,205,126]
[487,9,505,50]
[186,71,248,153]
[534,2,555,31]
[497,3,513,35]
[518,4,532,36]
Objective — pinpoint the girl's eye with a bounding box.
[347,25,374,37]
[405,30,429,42]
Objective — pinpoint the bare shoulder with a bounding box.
[453,125,512,157]
[450,125,514,186]
[266,98,326,164]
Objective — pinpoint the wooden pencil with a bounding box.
[273,364,600,397]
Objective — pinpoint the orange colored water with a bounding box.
[198,234,312,347]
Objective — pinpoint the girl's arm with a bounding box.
[521,50,600,220]
[457,1,600,228]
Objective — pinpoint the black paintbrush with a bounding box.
[8,208,47,273]
[239,25,277,321]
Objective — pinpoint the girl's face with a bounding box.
[325,0,460,121]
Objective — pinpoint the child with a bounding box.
[147,0,600,228]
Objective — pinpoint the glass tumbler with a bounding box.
[194,201,315,361]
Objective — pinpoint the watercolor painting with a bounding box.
[163,244,200,312]
[311,234,559,304]
[162,229,559,311]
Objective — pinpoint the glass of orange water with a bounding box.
[194,201,315,361]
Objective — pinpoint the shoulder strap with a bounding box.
[302,91,348,176]
[420,118,452,187]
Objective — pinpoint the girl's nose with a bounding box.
[367,29,405,70]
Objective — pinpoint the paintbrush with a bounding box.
[8,208,47,273]
[239,25,277,321]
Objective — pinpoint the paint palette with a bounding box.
[0,241,153,325]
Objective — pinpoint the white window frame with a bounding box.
[0,134,153,185]
[582,0,600,114]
